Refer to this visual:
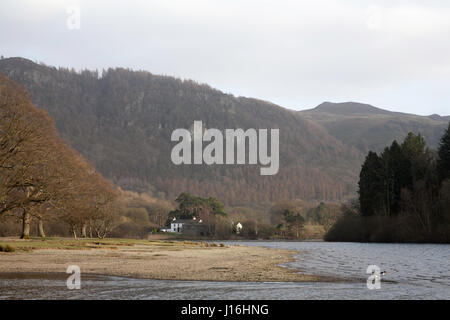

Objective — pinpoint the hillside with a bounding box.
[0,57,363,205]
[299,102,448,153]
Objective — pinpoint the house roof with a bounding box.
[172,219,198,224]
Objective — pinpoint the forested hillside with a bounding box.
[2,57,447,206]
[0,57,362,204]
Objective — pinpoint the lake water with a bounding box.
[0,242,449,299]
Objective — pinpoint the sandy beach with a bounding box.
[0,238,323,282]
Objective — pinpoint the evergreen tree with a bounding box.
[383,140,411,215]
[437,123,450,184]
[283,209,305,238]
[358,151,385,216]
[167,192,226,222]
[401,132,426,159]
[401,132,427,183]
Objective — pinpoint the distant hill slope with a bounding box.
[299,102,448,153]
[0,57,363,204]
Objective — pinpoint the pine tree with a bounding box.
[401,132,426,159]
[385,140,411,215]
[358,151,385,216]
[437,123,450,184]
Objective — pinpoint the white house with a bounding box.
[161,217,203,233]
[235,222,243,234]
[170,219,188,233]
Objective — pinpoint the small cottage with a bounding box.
[235,222,243,234]
[169,219,190,233]
[161,217,206,236]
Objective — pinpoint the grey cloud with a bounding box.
[0,0,449,115]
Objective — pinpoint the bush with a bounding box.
[325,214,366,242]
[0,244,16,252]
[325,210,447,243]
[214,215,233,239]
[109,222,152,239]
[257,223,276,239]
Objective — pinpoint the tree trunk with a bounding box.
[38,216,46,238]
[72,225,77,239]
[81,224,87,238]
[20,210,31,239]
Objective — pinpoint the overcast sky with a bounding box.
[1,0,450,115]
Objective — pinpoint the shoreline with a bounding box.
[0,238,337,283]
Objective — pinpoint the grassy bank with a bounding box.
[0,237,224,252]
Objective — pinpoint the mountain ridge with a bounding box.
[299,101,448,153]
[301,101,449,118]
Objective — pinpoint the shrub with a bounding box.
[0,244,16,252]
